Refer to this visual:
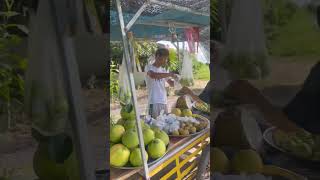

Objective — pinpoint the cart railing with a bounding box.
[140,130,210,180]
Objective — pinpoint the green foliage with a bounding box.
[0,36,26,113]
[110,61,119,102]
[133,41,157,69]
[192,56,210,80]
[221,53,269,79]
[0,1,27,118]
[110,41,157,100]
[166,48,180,73]
[110,41,157,70]
[110,42,122,65]
[263,0,298,50]
[269,9,320,56]
[191,55,203,73]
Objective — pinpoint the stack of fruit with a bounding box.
[194,101,210,114]
[211,147,264,175]
[172,120,208,136]
[151,110,208,136]
[175,95,192,111]
[169,96,208,136]
[273,129,320,160]
[110,105,170,167]
[211,147,304,179]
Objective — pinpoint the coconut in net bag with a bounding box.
[118,55,131,105]
[221,0,269,79]
[180,50,194,86]
[25,0,70,137]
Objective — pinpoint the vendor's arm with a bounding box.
[224,80,301,133]
[167,79,174,87]
[180,87,206,104]
[147,70,176,80]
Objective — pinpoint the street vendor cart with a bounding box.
[110,0,210,179]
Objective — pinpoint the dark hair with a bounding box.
[155,48,169,57]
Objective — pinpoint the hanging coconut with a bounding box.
[221,0,269,79]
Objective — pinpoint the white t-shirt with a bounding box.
[145,64,169,105]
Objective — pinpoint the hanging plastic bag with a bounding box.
[144,55,155,115]
[184,27,200,54]
[25,0,70,136]
[180,50,194,86]
[221,0,269,79]
[118,55,131,105]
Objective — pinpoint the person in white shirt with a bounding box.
[145,48,178,118]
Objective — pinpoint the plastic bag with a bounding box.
[118,55,131,105]
[180,51,194,86]
[25,0,70,136]
[221,0,269,79]
[145,55,156,115]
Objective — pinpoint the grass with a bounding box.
[193,64,210,80]
[269,8,320,57]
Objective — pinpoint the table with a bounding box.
[110,129,210,180]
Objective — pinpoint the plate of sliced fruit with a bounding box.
[263,127,320,162]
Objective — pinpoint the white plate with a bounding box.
[263,127,320,162]
[263,127,286,153]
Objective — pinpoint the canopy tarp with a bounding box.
[110,9,209,41]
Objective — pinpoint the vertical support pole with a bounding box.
[176,158,181,179]
[115,0,150,179]
[48,0,95,180]
[177,40,180,64]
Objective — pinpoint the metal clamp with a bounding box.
[168,23,176,34]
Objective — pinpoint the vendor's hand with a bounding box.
[224,80,263,105]
[170,73,178,80]
[180,86,193,95]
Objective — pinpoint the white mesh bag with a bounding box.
[180,50,194,86]
[221,0,269,79]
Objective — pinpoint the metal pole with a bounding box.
[135,21,201,28]
[150,0,210,17]
[48,0,95,180]
[177,40,180,63]
[126,1,150,31]
[115,0,150,179]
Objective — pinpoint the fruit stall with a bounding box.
[110,0,210,179]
